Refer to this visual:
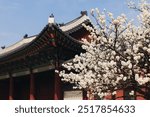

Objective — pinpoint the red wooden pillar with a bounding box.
[9,73,13,100]
[50,33,61,99]
[29,69,35,100]
[54,61,61,100]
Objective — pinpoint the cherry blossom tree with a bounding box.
[58,0,150,99]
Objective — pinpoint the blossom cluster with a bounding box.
[58,0,150,99]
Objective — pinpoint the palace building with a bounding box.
[0,11,91,100]
[0,11,146,100]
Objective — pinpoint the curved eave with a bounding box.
[0,15,90,61]
[0,24,84,63]
[0,36,37,59]
[0,25,50,62]
[53,24,84,45]
[60,15,90,34]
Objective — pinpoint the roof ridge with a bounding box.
[60,15,90,32]
[0,36,36,56]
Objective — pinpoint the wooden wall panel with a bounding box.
[0,79,9,100]
[35,70,55,100]
[13,76,30,100]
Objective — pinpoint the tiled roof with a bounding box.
[0,36,36,58]
[0,14,90,59]
[60,15,90,32]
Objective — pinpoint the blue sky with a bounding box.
[0,0,139,47]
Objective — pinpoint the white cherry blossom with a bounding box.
[58,0,150,99]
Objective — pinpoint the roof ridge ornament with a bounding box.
[23,34,28,38]
[48,13,55,24]
[1,46,5,49]
[80,11,88,16]
[50,14,54,18]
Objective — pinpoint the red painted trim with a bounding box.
[48,33,56,47]
[48,33,55,38]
